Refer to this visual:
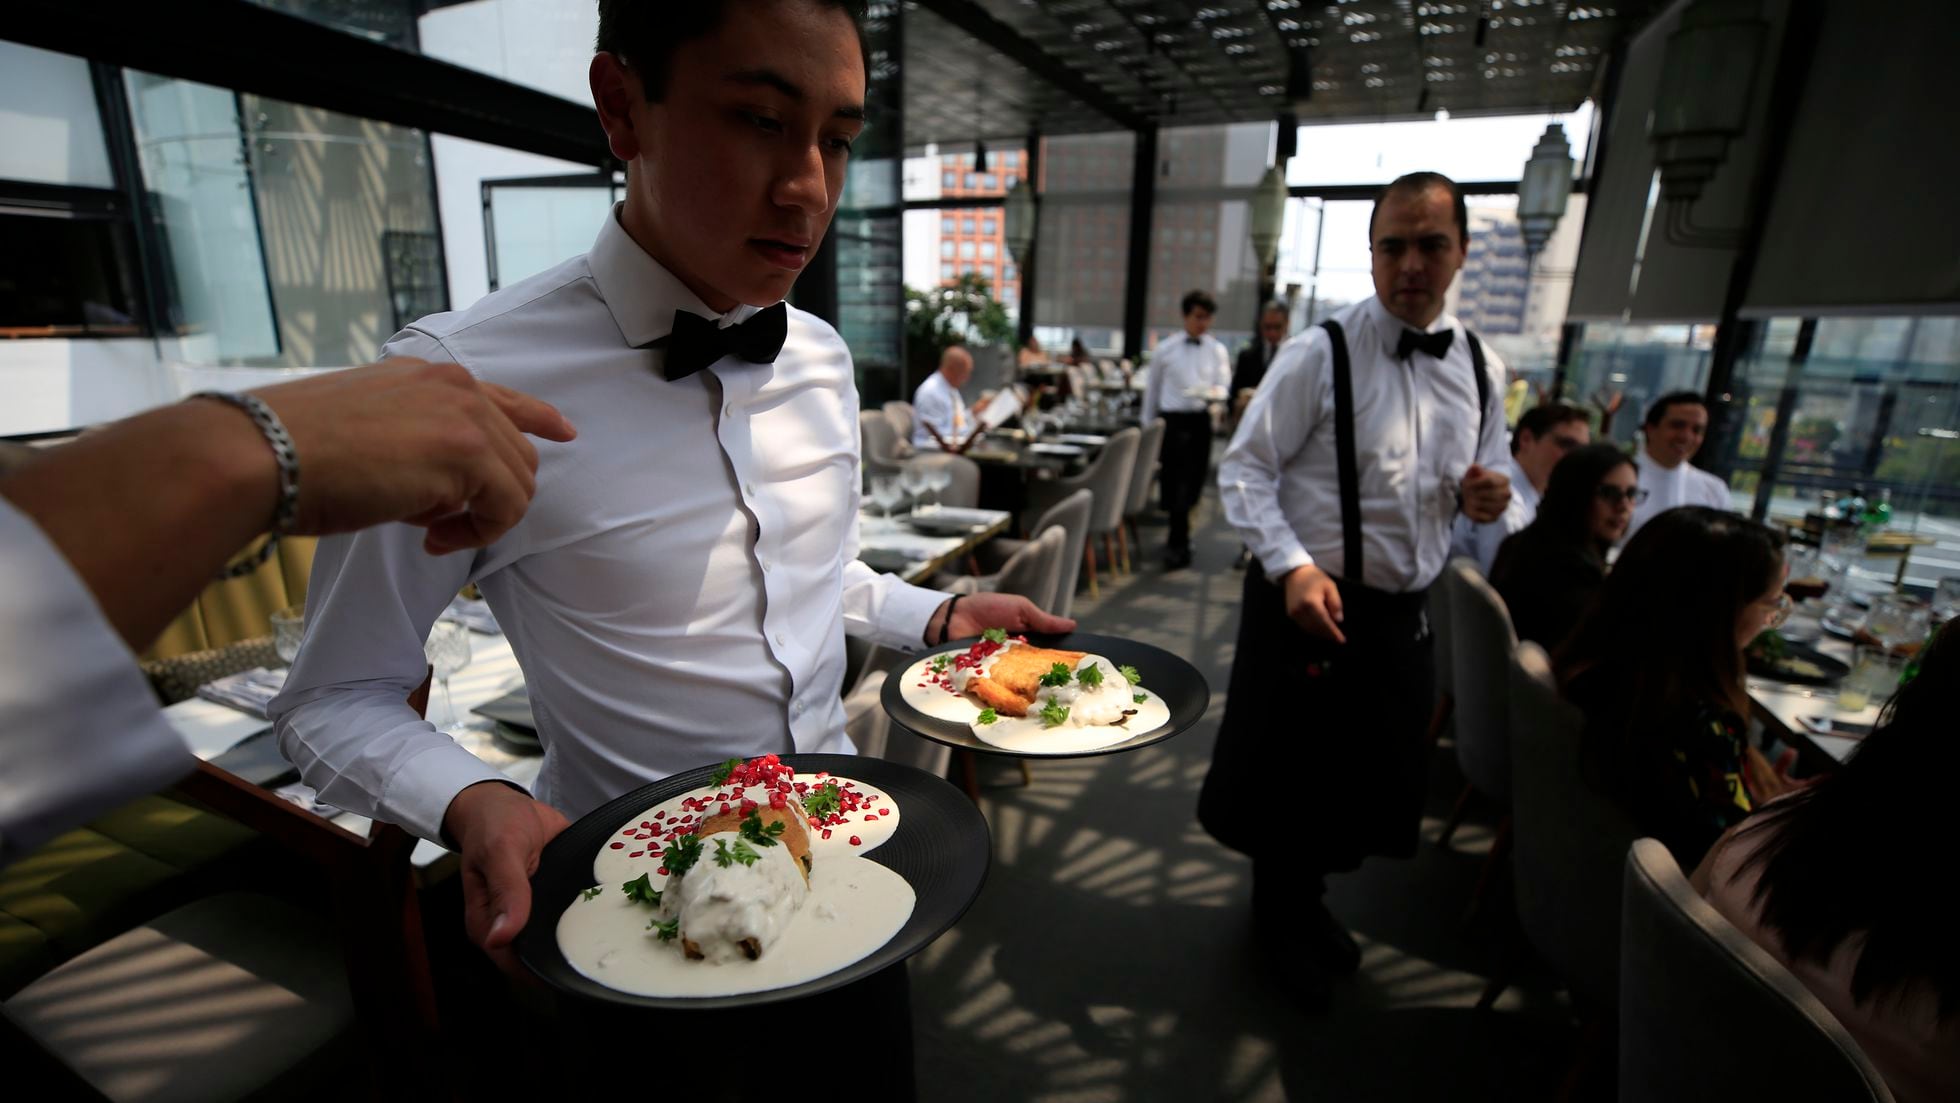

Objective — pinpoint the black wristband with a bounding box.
[938,594,961,646]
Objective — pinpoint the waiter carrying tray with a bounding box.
[1200,172,1511,1004]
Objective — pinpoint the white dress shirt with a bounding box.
[1219,295,1509,593]
[269,207,947,841]
[1142,332,1231,423]
[1450,453,1539,574]
[1625,448,1733,542]
[1,500,193,864]
[910,371,967,450]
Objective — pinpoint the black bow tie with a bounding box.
[1396,328,1454,361]
[1185,335,1201,346]
[655,304,788,381]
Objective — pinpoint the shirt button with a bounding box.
[792,702,804,718]
[758,557,771,572]
[724,404,735,418]
[744,482,757,496]
[775,632,787,647]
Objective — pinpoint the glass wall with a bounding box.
[1032,131,1134,358]
[834,0,904,403]
[484,176,619,292]
[1143,122,1272,355]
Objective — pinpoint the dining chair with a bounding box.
[4,678,446,1100]
[1618,838,1895,1103]
[1026,427,1139,599]
[859,408,905,473]
[1427,557,1465,747]
[966,489,1091,618]
[881,400,915,448]
[843,646,949,782]
[946,526,1068,614]
[1441,562,1519,921]
[1120,418,1166,576]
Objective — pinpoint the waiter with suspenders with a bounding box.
[1201,172,1512,1003]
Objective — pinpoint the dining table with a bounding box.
[856,505,1013,583]
[1746,630,1871,769]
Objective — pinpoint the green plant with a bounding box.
[905,274,1013,377]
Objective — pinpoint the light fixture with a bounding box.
[1517,122,1574,257]
[1249,164,1288,269]
[1003,178,1035,266]
[1649,0,1767,208]
[975,137,990,175]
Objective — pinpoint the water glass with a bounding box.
[868,474,904,520]
[271,607,305,665]
[1933,575,1960,626]
[899,462,930,509]
[423,621,473,730]
[1838,645,1902,713]
[1863,593,1929,653]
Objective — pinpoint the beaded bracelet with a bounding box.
[190,391,300,579]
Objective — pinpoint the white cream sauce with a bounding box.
[896,646,1171,754]
[560,771,913,998]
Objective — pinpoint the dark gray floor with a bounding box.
[908,492,1580,1102]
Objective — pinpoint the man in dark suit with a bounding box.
[1231,300,1292,413]
[1231,300,1292,568]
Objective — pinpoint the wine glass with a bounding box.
[423,621,473,730]
[271,606,305,666]
[867,473,904,522]
[898,463,930,513]
[926,463,954,509]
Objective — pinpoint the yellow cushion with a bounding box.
[143,536,317,661]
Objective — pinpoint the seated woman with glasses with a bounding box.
[1489,443,1642,649]
[1692,619,1959,1103]
[1555,506,1798,868]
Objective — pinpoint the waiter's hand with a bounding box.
[1282,563,1346,644]
[939,592,1077,642]
[1459,464,1512,524]
[442,781,570,974]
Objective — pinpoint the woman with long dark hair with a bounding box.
[1488,442,1640,648]
[1555,506,1796,867]
[1695,619,1959,1101]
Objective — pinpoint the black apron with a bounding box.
[1197,320,1486,872]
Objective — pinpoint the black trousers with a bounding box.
[1158,410,1213,553]
[1198,567,1434,876]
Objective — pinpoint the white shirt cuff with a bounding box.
[1261,546,1315,585]
[873,580,952,652]
[386,742,530,845]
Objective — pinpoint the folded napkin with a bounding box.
[443,594,500,634]
[195,666,289,719]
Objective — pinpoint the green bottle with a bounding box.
[1863,488,1892,530]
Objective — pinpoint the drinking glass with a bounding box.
[867,474,904,521]
[423,621,473,730]
[926,464,954,508]
[271,607,305,665]
[1782,546,1827,604]
[1838,645,1901,713]
[898,463,930,511]
[1863,593,1929,654]
[1933,575,1960,626]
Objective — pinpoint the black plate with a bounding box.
[1747,640,1851,686]
[515,753,988,1010]
[880,632,1210,758]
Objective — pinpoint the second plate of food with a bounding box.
[880,631,1209,758]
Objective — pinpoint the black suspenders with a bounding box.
[1318,320,1488,586]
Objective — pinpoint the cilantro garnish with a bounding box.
[708,757,744,787]
[976,707,998,725]
[739,810,785,847]
[982,628,1007,643]
[621,873,663,906]
[1039,661,1073,688]
[713,837,761,868]
[802,780,842,820]
[1118,665,1141,687]
[663,833,703,877]
[1039,698,1070,727]
[580,885,603,901]
[649,917,680,941]
[1133,692,1146,704]
[931,654,952,673]
[1077,663,1104,689]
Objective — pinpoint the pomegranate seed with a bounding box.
[720,802,731,813]
[822,828,833,839]
[609,842,624,849]
[849,835,862,846]
[620,828,636,836]
[657,867,669,876]
[651,847,664,857]
[629,851,644,858]
[741,799,759,815]
[880,808,891,816]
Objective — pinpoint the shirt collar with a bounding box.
[1363,294,1456,360]
[587,203,764,348]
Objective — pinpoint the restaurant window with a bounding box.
[940,214,953,233]
[959,241,976,259]
[1034,131,1133,351]
[982,217,996,235]
[964,173,978,189]
[961,217,976,235]
[940,240,954,258]
[942,171,955,188]
[979,242,996,260]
